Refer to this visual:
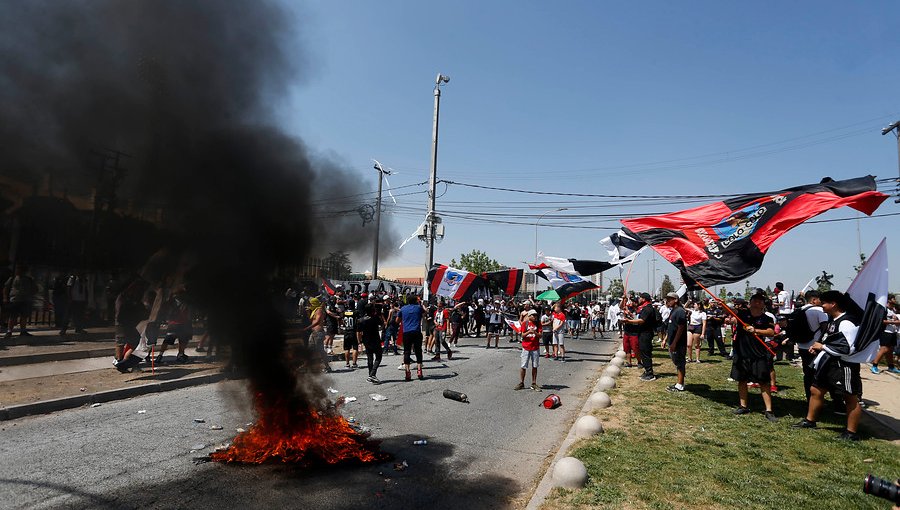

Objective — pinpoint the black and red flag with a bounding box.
[321,276,337,296]
[621,175,888,286]
[484,268,525,296]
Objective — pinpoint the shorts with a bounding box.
[115,325,140,347]
[6,301,31,317]
[521,349,540,368]
[325,325,337,337]
[310,330,325,347]
[542,331,552,347]
[730,356,773,384]
[813,358,862,399]
[688,324,701,335]
[163,325,192,345]
[552,330,565,346]
[566,319,578,330]
[591,318,602,329]
[669,342,687,370]
[622,334,639,355]
[343,333,359,351]
[488,323,501,333]
[879,331,897,347]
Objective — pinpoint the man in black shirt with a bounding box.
[623,293,658,381]
[357,303,384,384]
[665,292,688,392]
[705,302,728,357]
[729,292,778,422]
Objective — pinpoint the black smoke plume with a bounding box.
[1,2,395,412]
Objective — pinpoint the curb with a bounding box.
[0,372,231,421]
[525,342,619,510]
[0,348,114,367]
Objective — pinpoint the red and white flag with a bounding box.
[426,265,484,301]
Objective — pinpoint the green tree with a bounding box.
[718,287,728,301]
[607,278,624,300]
[853,253,867,274]
[764,285,773,296]
[450,249,503,275]
[659,275,675,298]
[324,251,352,280]
[816,270,834,292]
[744,281,752,300]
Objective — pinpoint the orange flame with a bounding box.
[211,394,384,465]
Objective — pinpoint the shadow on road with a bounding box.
[7,435,519,509]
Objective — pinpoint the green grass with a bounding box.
[543,348,900,510]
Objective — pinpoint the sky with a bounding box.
[280,1,900,295]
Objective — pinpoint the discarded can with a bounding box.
[413,440,428,445]
[442,389,469,403]
[542,394,562,409]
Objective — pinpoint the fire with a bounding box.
[211,394,385,465]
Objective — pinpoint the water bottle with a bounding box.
[413,439,428,445]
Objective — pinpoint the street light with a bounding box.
[882,120,900,202]
[535,207,568,262]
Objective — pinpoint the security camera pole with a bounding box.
[882,121,900,202]
[423,73,449,300]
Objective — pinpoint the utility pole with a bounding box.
[372,161,391,281]
[423,73,450,300]
[882,120,900,202]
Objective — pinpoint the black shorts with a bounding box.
[6,301,31,317]
[487,323,500,333]
[325,325,337,337]
[730,356,773,384]
[669,343,687,370]
[343,334,359,351]
[541,331,552,347]
[813,358,862,399]
[879,331,898,347]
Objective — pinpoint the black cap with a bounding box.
[640,292,652,301]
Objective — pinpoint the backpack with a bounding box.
[783,305,815,344]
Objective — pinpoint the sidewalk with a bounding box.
[0,325,352,420]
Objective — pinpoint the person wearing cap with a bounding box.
[622,292,659,381]
[727,292,778,422]
[514,309,542,391]
[793,290,864,440]
[485,299,502,348]
[665,292,688,392]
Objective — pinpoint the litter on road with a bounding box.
[194,418,205,423]
[442,389,468,403]
[137,410,147,414]
[369,393,388,401]
[209,425,223,430]
[90,403,101,408]
[344,396,357,403]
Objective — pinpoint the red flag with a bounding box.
[321,277,337,296]
[621,176,888,286]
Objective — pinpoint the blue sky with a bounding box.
[281,1,900,294]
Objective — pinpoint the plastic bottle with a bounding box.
[413,439,428,445]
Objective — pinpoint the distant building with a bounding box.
[378,266,424,286]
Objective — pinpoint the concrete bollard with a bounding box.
[573,415,604,438]
[609,357,625,368]
[603,365,621,378]
[553,457,589,489]
[597,376,616,391]
[588,391,611,409]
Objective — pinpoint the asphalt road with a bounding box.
[0,333,616,510]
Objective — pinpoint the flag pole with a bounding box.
[692,279,776,356]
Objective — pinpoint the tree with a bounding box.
[853,253,867,274]
[607,278,624,300]
[659,275,675,298]
[718,287,728,300]
[744,281,752,300]
[323,251,352,280]
[450,249,503,275]
[764,285,773,296]
[816,270,834,293]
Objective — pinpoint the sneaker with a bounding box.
[514,382,525,390]
[560,357,567,363]
[888,367,900,374]
[640,373,657,382]
[345,363,351,368]
[838,430,861,441]
[19,330,33,337]
[369,376,380,384]
[531,383,542,391]
[770,385,778,394]
[447,351,453,360]
[176,353,190,363]
[366,376,374,383]
[154,353,164,365]
[726,377,735,382]
[545,353,551,358]
[417,369,424,380]
[764,411,779,423]
[431,355,441,362]
[351,364,359,369]
[405,370,412,381]
[732,406,751,415]
[666,384,685,392]
[870,365,881,374]
[791,419,817,428]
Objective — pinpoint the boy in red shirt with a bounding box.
[515,310,542,391]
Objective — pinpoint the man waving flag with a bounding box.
[621,176,888,286]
